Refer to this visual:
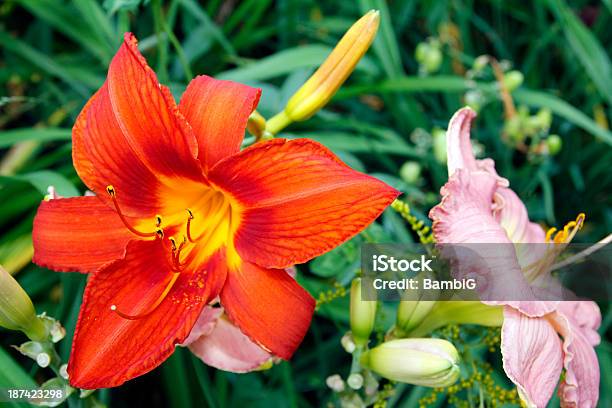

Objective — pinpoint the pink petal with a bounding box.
[501,307,563,408]
[446,107,479,176]
[182,307,223,346]
[556,301,601,346]
[430,169,511,244]
[186,308,272,373]
[548,308,600,408]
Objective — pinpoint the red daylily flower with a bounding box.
[32,33,399,389]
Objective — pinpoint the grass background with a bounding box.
[0,0,610,407]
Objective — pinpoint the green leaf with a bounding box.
[3,171,79,197]
[218,45,378,82]
[0,346,37,408]
[0,31,91,97]
[0,128,72,148]
[547,0,612,105]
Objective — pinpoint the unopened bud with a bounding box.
[360,338,460,387]
[415,40,442,74]
[396,300,436,335]
[350,278,377,346]
[503,70,524,93]
[432,128,447,164]
[0,266,46,341]
[399,161,421,184]
[281,10,380,124]
[546,134,562,155]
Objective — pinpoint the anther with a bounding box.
[169,237,177,251]
[156,229,164,239]
[186,209,196,243]
[155,215,163,227]
[110,272,181,320]
[545,228,557,243]
[106,185,159,239]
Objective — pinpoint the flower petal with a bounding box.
[106,33,201,180]
[556,301,601,346]
[210,138,399,268]
[68,241,226,389]
[72,88,101,191]
[548,308,600,408]
[446,107,479,176]
[430,169,510,244]
[501,307,563,408]
[185,307,272,373]
[32,196,132,273]
[179,75,261,172]
[77,33,205,217]
[219,260,315,360]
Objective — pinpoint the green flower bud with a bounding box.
[546,134,562,155]
[472,55,488,72]
[432,128,447,164]
[396,300,437,335]
[350,278,376,346]
[0,266,46,341]
[415,41,442,74]
[399,161,421,184]
[361,338,460,387]
[464,90,484,112]
[503,70,524,93]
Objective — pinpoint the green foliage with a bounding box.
[0,0,610,407]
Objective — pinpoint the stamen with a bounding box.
[545,228,557,243]
[110,271,180,320]
[106,185,160,238]
[186,209,196,243]
[155,215,163,227]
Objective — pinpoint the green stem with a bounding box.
[163,21,193,80]
[265,111,293,135]
[152,0,168,83]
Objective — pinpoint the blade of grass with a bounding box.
[0,31,91,97]
[0,128,72,148]
[547,0,612,106]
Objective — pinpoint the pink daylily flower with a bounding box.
[429,107,601,408]
[182,267,296,372]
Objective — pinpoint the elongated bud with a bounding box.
[360,338,460,387]
[350,278,376,346]
[396,300,436,336]
[268,10,379,133]
[0,266,46,341]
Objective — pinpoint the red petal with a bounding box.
[220,261,315,360]
[68,241,227,389]
[76,33,204,217]
[32,197,132,273]
[179,75,261,172]
[72,89,101,191]
[107,33,201,180]
[210,138,399,268]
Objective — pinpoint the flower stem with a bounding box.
[265,111,292,135]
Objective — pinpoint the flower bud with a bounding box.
[432,128,447,164]
[396,300,436,336]
[360,338,460,387]
[415,40,442,74]
[399,161,421,184]
[281,10,380,124]
[546,134,562,155]
[503,70,524,93]
[350,278,376,346]
[0,266,46,341]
